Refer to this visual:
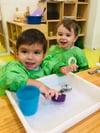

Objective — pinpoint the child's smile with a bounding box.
[56,24,77,49]
[60,41,67,45]
[26,62,35,68]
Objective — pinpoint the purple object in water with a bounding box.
[51,94,66,102]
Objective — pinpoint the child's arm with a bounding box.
[27,78,60,100]
[60,64,79,75]
[42,54,66,75]
[43,54,78,75]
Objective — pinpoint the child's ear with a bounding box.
[16,51,19,59]
[42,47,49,60]
[74,36,78,42]
[42,53,46,60]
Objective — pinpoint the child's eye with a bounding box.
[66,34,71,37]
[21,50,27,53]
[34,51,40,54]
[58,33,63,36]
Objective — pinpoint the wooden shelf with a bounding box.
[9,47,14,54]
[0,20,3,34]
[0,20,6,50]
[48,36,56,40]
[0,33,4,36]
[76,19,87,21]
[47,19,60,22]
[38,0,89,48]
[77,2,88,4]
[78,33,85,37]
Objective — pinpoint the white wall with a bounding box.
[0,0,39,21]
[92,0,100,49]
[85,0,100,49]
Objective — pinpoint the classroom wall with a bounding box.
[0,0,38,21]
[85,0,100,50]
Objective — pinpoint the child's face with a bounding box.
[17,43,45,70]
[56,24,78,49]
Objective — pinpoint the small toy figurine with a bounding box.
[59,84,72,93]
[51,84,72,102]
[88,68,100,75]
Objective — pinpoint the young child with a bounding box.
[0,29,77,100]
[47,18,88,72]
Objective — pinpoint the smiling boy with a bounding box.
[47,18,88,72]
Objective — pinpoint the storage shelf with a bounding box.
[38,0,89,47]
[47,19,60,22]
[0,33,4,36]
[9,39,16,44]
[48,36,56,40]
[78,33,85,37]
[0,20,6,50]
[9,47,14,54]
[77,2,88,4]
[76,18,87,21]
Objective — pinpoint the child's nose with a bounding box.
[62,35,66,39]
[28,53,33,59]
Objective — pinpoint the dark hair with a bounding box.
[16,29,47,54]
[57,18,80,36]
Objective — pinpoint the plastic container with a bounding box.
[6,73,100,133]
[26,16,42,24]
[16,85,40,116]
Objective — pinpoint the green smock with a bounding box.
[47,45,88,72]
[0,54,65,92]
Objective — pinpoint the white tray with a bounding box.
[6,73,100,133]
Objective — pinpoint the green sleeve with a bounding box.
[42,54,65,75]
[76,49,89,71]
[0,62,28,92]
[47,45,58,55]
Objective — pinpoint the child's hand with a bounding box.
[60,64,78,75]
[40,84,60,100]
[27,79,60,100]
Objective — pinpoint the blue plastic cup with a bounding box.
[16,85,40,116]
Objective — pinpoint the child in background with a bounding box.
[47,18,88,73]
[0,29,78,100]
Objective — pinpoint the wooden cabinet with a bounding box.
[7,21,47,56]
[38,0,89,48]
[0,20,7,53]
